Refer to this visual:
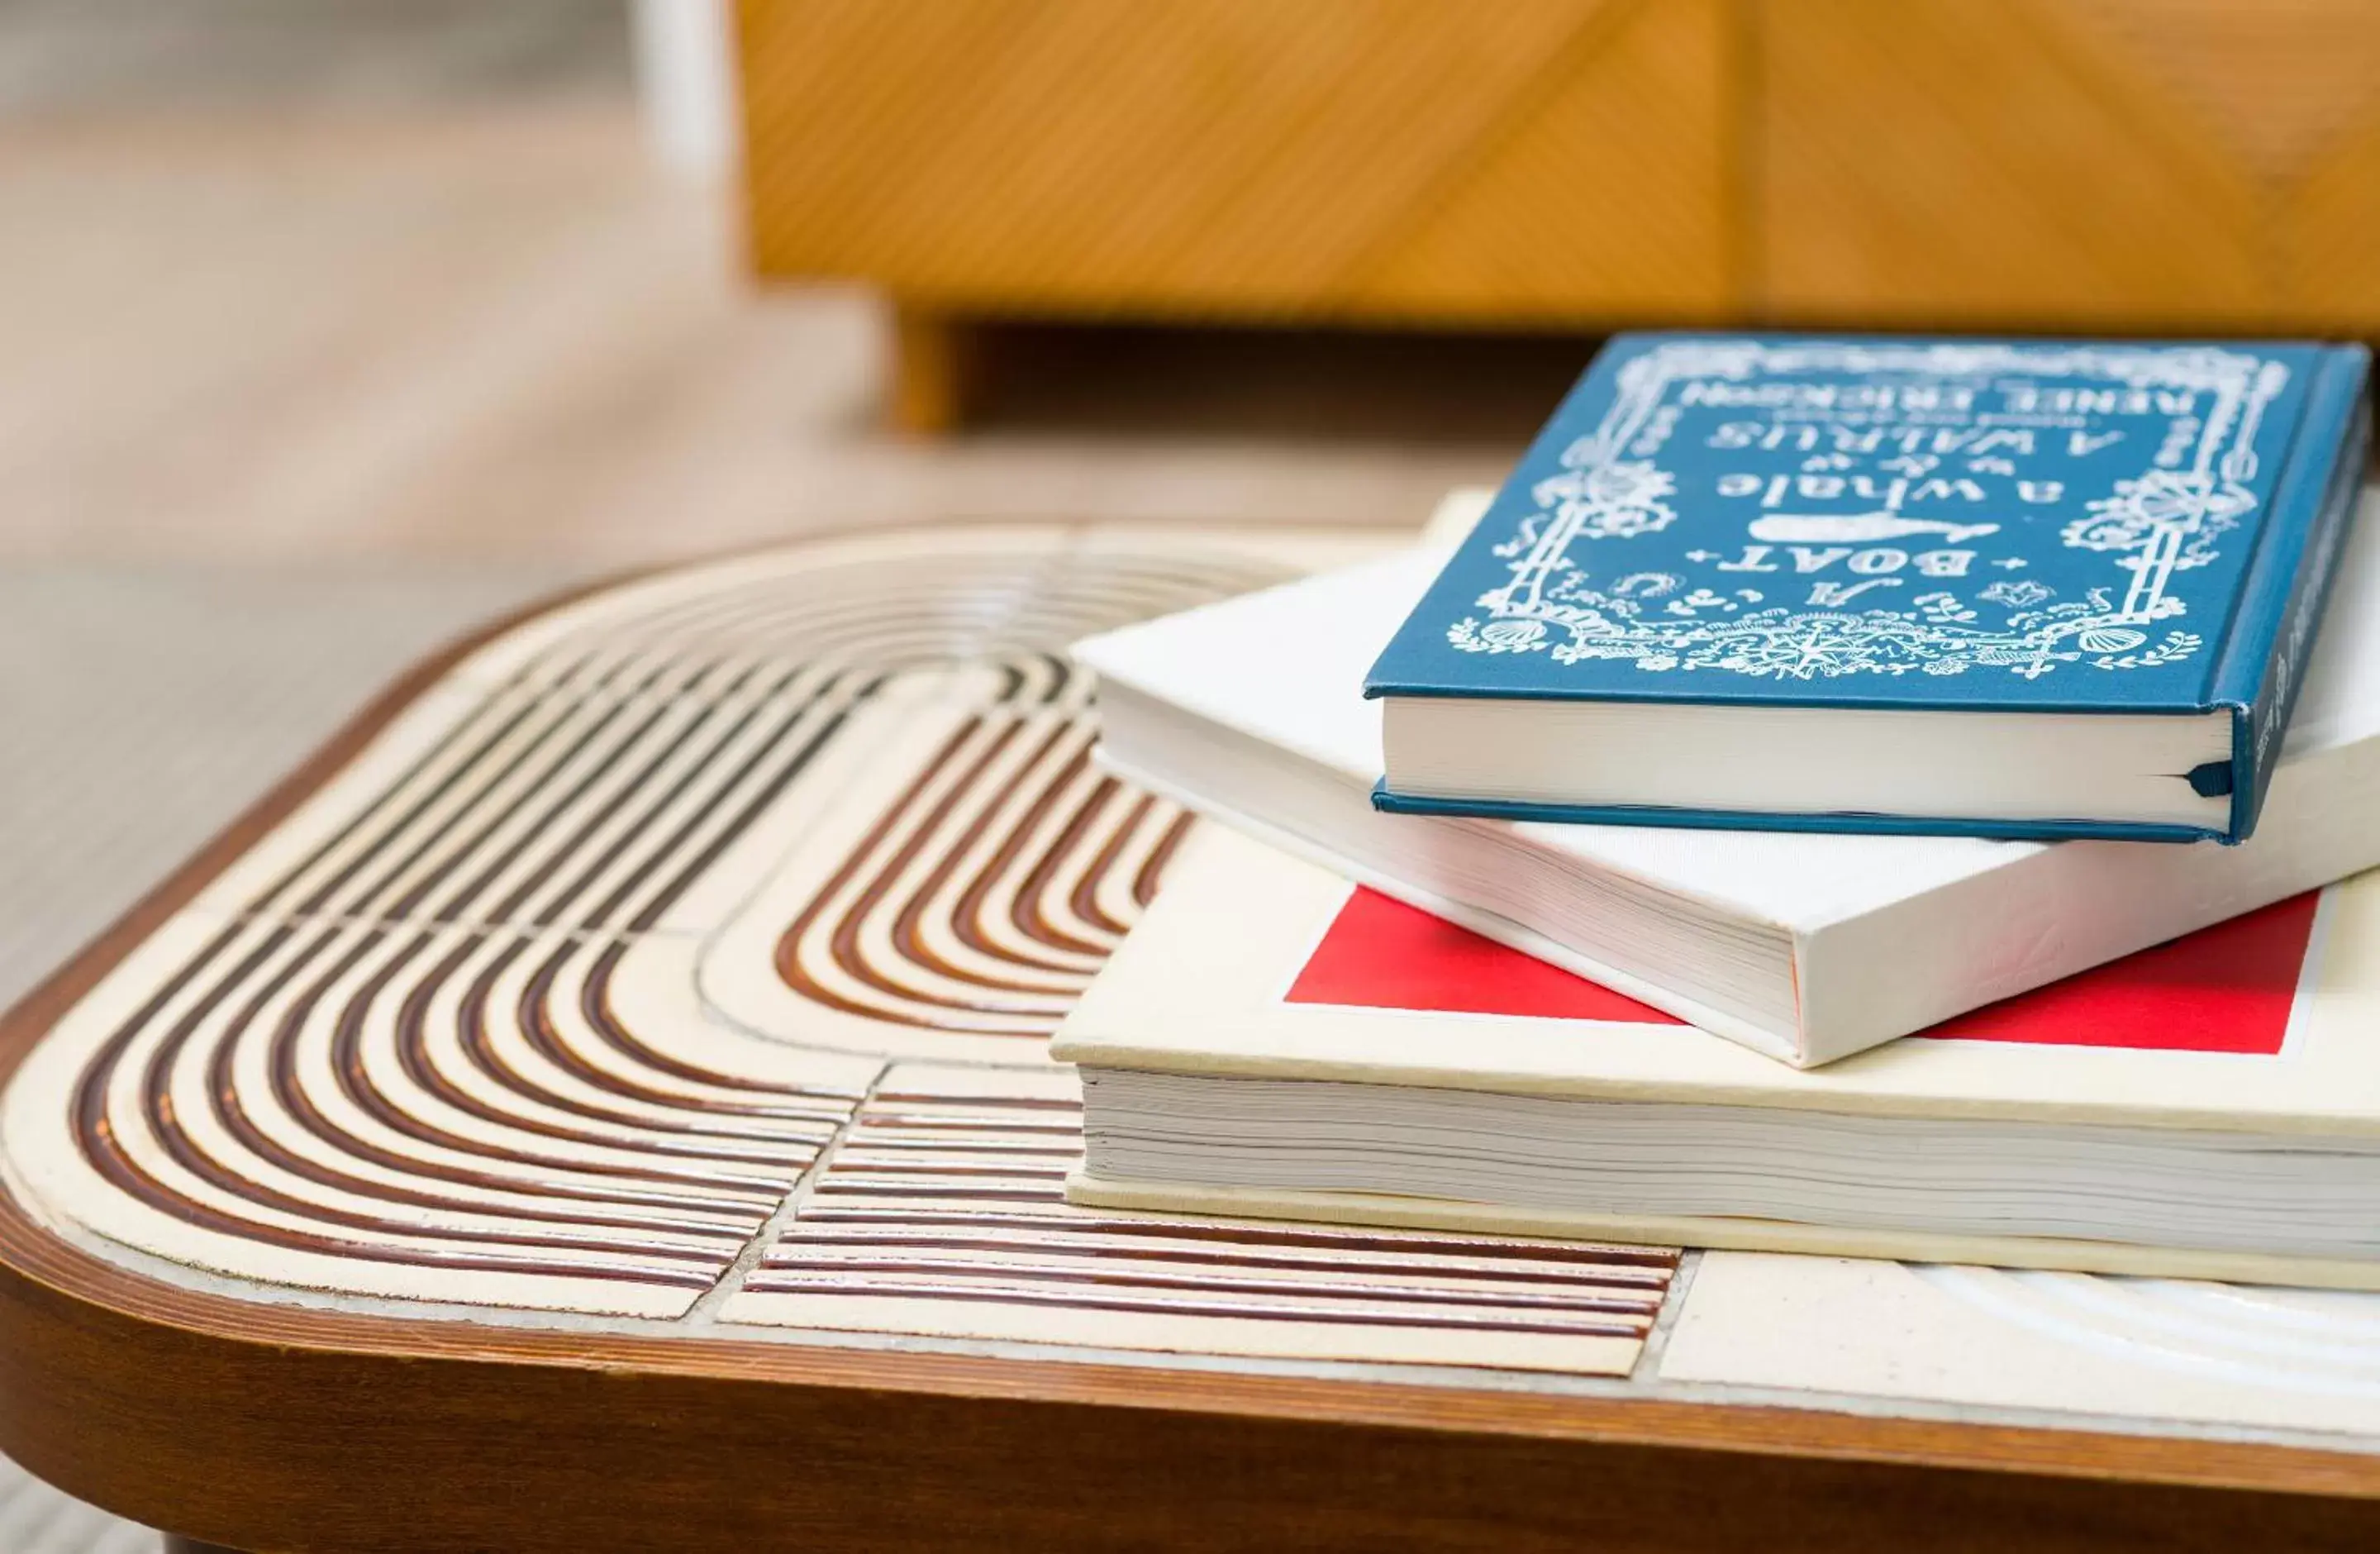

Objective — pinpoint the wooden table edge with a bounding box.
[3,544,2378,1548]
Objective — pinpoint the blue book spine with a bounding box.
[2213,348,2373,841]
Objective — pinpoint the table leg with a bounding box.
[888,305,980,432]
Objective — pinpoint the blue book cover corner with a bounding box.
[1366,333,2371,843]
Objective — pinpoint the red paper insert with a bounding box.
[1285,886,2319,1055]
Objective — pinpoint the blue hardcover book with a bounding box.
[1365,333,2371,843]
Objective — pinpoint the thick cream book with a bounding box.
[1053,825,2380,1288]
[1072,489,2380,1066]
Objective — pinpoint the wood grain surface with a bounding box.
[1756,0,2380,329]
[742,0,2380,415]
[3,536,2380,1552]
[738,0,1733,327]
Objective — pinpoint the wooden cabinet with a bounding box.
[1757,0,2380,331]
[740,0,1735,325]
[737,0,2380,424]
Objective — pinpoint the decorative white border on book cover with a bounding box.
[1449,341,2290,681]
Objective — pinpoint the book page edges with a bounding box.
[2218,352,2374,840]
[1065,1174,2380,1293]
[1050,1035,2380,1138]
[1798,689,2380,1061]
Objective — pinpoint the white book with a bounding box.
[1071,489,2380,1066]
[1052,823,2380,1288]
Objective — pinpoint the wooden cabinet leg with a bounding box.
[888,306,978,434]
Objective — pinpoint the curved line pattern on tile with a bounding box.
[31,538,1285,1301]
[16,528,1677,1367]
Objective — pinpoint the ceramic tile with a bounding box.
[440,526,1084,692]
[693,688,1182,1066]
[8,523,1676,1374]
[3,908,859,1318]
[1664,1251,2380,1437]
[723,1063,1671,1376]
[190,675,493,918]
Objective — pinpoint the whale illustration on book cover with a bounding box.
[1364,333,2372,843]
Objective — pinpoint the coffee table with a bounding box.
[4,526,2376,1552]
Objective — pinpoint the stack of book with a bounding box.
[1053,332,2380,1288]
